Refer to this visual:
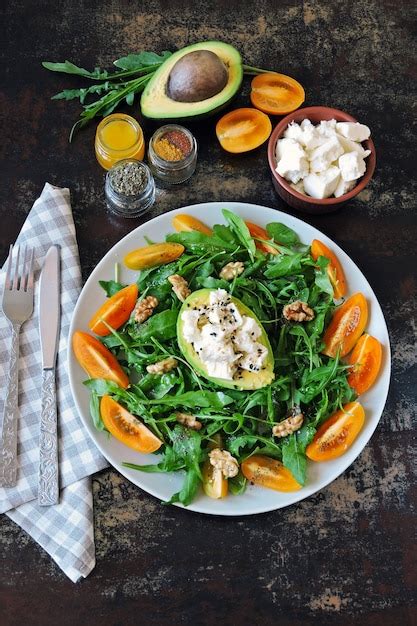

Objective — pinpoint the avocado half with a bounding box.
[177,289,275,391]
[141,41,243,120]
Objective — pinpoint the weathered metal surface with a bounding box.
[0,0,416,624]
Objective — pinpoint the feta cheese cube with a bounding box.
[334,178,356,198]
[283,121,304,143]
[239,343,268,372]
[276,141,309,184]
[303,166,341,199]
[338,151,367,182]
[336,133,371,158]
[275,137,295,161]
[181,310,201,343]
[316,119,337,137]
[309,136,344,173]
[336,122,370,142]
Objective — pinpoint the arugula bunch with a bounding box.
[43,51,172,140]
[85,210,355,505]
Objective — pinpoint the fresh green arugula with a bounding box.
[83,212,354,505]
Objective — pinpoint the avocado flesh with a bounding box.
[177,289,275,391]
[141,41,243,120]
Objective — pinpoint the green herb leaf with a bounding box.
[99,279,126,297]
[113,50,172,70]
[229,472,247,495]
[282,433,307,486]
[89,390,106,431]
[266,222,300,245]
[42,60,109,79]
[222,209,256,260]
[264,253,304,278]
[130,309,178,343]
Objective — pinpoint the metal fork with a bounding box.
[0,245,34,487]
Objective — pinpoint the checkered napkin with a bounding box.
[0,183,108,582]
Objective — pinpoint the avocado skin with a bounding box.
[141,41,243,121]
[177,289,275,391]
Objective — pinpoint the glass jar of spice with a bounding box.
[105,159,155,218]
[95,113,145,170]
[148,125,197,185]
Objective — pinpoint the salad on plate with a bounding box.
[72,209,382,506]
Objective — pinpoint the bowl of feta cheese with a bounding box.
[268,106,376,213]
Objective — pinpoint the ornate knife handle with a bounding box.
[0,322,21,487]
[38,368,59,506]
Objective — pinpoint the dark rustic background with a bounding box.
[1,0,416,624]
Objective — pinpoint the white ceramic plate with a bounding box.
[68,202,391,516]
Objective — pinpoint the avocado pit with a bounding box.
[167,50,228,103]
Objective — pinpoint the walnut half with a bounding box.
[168,274,191,302]
[272,413,304,438]
[134,295,159,323]
[146,357,178,375]
[209,448,239,478]
[283,300,315,322]
[219,261,244,281]
[175,412,202,431]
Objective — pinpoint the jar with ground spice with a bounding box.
[105,159,155,218]
[148,125,197,185]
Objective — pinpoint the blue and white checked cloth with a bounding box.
[0,183,108,582]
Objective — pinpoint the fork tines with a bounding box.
[5,244,34,292]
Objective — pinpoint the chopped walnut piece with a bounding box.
[209,448,239,478]
[134,295,158,323]
[146,357,178,375]
[283,300,315,322]
[175,412,202,431]
[168,274,191,302]
[272,413,304,438]
[219,261,245,281]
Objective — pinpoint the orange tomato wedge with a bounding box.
[241,455,301,492]
[245,221,279,255]
[322,293,368,358]
[311,239,346,299]
[347,334,382,395]
[250,73,305,115]
[172,214,212,235]
[306,401,365,461]
[72,331,129,388]
[216,108,272,153]
[100,395,162,453]
[124,242,184,270]
[88,284,138,336]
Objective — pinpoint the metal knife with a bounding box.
[38,245,61,506]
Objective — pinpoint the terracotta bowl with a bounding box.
[267,106,376,214]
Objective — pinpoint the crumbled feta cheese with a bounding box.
[276,140,309,184]
[336,122,370,142]
[283,121,304,143]
[275,117,371,198]
[338,151,367,181]
[334,178,356,198]
[336,133,371,158]
[181,289,267,381]
[316,119,338,137]
[303,166,341,199]
[309,136,344,173]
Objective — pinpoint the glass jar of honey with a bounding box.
[95,113,145,170]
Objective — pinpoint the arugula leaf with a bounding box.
[130,309,178,342]
[222,209,256,260]
[166,230,236,253]
[99,279,126,297]
[314,256,334,296]
[282,433,307,486]
[166,467,201,506]
[113,50,172,70]
[84,378,122,396]
[264,253,304,278]
[266,222,300,245]
[146,391,234,410]
[229,473,247,495]
[42,60,109,79]
[89,390,106,431]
